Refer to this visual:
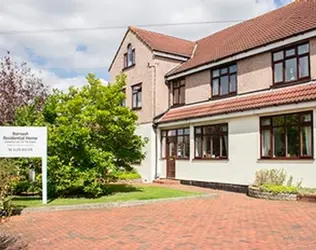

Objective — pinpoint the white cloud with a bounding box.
[0,0,284,89]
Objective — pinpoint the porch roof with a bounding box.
[157,81,316,124]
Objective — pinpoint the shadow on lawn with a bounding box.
[105,184,142,194]
[12,184,142,215]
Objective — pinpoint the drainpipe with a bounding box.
[148,62,158,179]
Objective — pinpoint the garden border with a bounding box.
[247,186,297,201]
[15,193,216,214]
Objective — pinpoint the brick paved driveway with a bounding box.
[2,185,316,250]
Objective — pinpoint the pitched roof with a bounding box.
[167,0,316,76]
[129,26,196,57]
[158,82,316,123]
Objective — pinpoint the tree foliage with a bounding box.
[0,52,47,125]
[0,159,18,217]
[14,74,147,197]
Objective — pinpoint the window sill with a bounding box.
[171,103,185,108]
[257,158,314,163]
[209,93,237,101]
[160,158,190,160]
[132,107,142,111]
[272,77,311,89]
[193,158,229,162]
[123,64,135,71]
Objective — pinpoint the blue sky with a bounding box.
[0,0,289,90]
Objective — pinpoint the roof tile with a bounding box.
[129,26,196,57]
[167,1,316,76]
[159,82,316,123]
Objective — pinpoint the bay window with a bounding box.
[195,124,228,159]
[260,111,313,159]
[273,43,310,84]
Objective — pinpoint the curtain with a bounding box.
[303,126,312,156]
[262,129,271,156]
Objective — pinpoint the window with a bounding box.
[124,44,135,68]
[211,64,237,98]
[172,79,185,106]
[194,124,228,159]
[161,128,190,159]
[132,84,142,109]
[273,43,310,84]
[260,111,313,159]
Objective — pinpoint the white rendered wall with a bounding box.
[158,109,316,188]
[132,122,156,182]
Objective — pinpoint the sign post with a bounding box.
[0,127,48,204]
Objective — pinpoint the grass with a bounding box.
[12,184,201,208]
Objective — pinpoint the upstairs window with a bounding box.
[273,43,310,85]
[172,79,185,106]
[260,111,313,159]
[132,83,142,109]
[124,44,135,68]
[211,64,237,98]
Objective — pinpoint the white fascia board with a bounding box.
[157,101,316,128]
[166,30,316,81]
[153,51,188,62]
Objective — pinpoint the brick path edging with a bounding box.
[17,193,216,214]
[247,186,297,201]
[297,193,316,203]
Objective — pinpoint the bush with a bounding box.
[116,171,141,180]
[0,159,18,217]
[253,169,287,186]
[260,184,299,194]
[12,180,31,195]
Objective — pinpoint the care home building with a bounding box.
[109,0,316,189]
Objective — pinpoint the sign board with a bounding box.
[0,127,47,204]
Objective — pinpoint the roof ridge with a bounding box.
[129,26,195,44]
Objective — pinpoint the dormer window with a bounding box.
[273,43,310,85]
[124,44,135,68]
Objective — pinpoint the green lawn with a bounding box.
[12,184,201,208]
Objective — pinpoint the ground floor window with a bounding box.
[260,111,313,159]
[194,123,228,159]
[161,128,190,159]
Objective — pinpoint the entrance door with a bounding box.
[166,136,176,179]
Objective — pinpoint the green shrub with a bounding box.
[12,180,31,195]
[0,159,18,217]
[260,184,299,194]
[254,169,287,186]
[116,171,141,180]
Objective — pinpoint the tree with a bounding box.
[0,52,47,125]
[14,74,147,197]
